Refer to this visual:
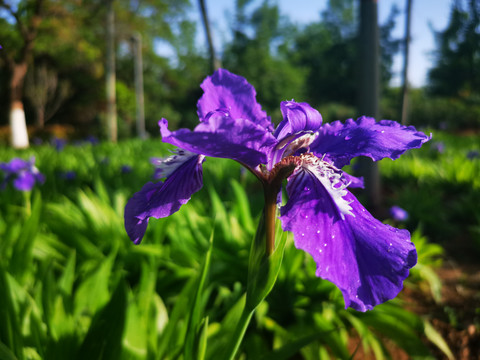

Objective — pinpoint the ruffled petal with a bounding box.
[14,171,36,191]
[274,101,322,139]
[197,68,274,131]
[159,115,277,168]
[0,158,30,173]
[342,172,364,189]
[280,165,416,311]
[310,116,431,168]
[124,154,205,244]
[151,149,198,180]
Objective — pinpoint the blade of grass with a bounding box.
[184,228,214,359]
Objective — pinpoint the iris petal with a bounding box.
[280,165,416,311]
[310,116,431,168]
[197,68,273,131]
[124,154,204,244]
[274,101,323,139]
[14,171,36,191]
[159,115,276,169]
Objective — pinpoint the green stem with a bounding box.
[23,191,31,217]
[224,307,255,360]
[264,187,277,256]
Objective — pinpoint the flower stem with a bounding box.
[264,187,277,256]
[23,191,31,217]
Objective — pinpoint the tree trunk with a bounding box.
[400,0,413,125]
[36,107,45,129]
[9,62,29,148]
[131,33,147,139]
[198,0,221,73]
[357,0,381,213]
[106,0,117,142]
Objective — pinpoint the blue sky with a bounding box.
[188,0,453,88]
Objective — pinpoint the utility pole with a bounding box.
[106,0,117,142]
[400,0,413,125]
[131,32,147,139]
[357,0,381,213]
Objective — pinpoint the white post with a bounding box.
[10,101,29,148]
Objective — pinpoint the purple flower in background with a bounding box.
[125,69,430,311]
[390,206,409,222]
[431,141,445,154]
[59,170,76,180]
[51,137,67,151]
[467,150,479,160]
[32,137,43,146]
[0,157,45,191]
[121,165,132,174]
[85,135,99,145]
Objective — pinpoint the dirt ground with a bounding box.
[347,258,480,360]
[403,261,480,360]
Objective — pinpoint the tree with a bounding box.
[24,59,71,128]
[105,0,117,142]
[428,0,480,97]
[400,0,413,125]
[198,0,220,73]
[288,0,400,109]
[357,0,381,212]
[0,0,45,148]
[223,0,306,115]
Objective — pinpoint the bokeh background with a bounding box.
[0,0,479,359]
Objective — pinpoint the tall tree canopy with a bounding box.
[428,0,480,97]
[288,0,400,108]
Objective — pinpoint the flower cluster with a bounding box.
[125,69,430,311]
[0,157,45,191]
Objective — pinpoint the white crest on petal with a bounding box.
[151,149,198,179]
[299,154,354,220]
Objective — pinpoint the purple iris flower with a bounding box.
[121,165,133,174]
[467,150,479,160]
[431,141,445,154]
[0,157,45,191]
[51,137,67,152]
[59,170,76,180]
[390,206,409,222]
[124,69,430,311]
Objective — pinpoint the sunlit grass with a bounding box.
[1,131,473,359]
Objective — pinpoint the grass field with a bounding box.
[0,130,478,359]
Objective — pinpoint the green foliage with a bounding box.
[0,135,462,359]
[285,0,400,109]
[381,130,480,251]
[428,0,480,98]
[382,88,480,130]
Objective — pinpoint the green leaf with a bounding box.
[76,279,127,360]
[74,253,115,317]
[221,217,288,360]
[9,191,42,281]
[358,305,434,358]
[206,295,247,359]
[184,229,214,359]
[246,217,287,310]
[0,341,18,360]
[59,251,76,295]
[262,331,335,360]
[424,320,454,360]
[343,312,385,360]
[230,179,254,233]
[0,266,23,360]
[156,275,198,360]
[196,317,209,360]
